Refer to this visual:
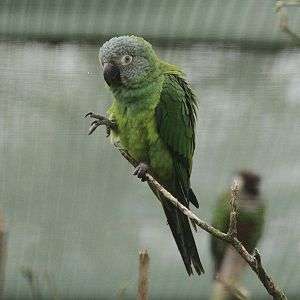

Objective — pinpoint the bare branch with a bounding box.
[84,115,287,300]
[115,145,287,300]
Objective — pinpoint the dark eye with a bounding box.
[120,55,132,66]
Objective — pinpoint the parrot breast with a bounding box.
[108,82,174,182]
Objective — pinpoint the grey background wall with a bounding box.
[0,1,300,299]
[0,0,300,47]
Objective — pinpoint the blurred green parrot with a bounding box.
[85,35,204,275]
[210,171,266,299]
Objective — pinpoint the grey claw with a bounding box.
[84,112,93,118]
[88,122,100,135]
[85,112,104,120]
[133,163,149,182]
[91,120,99,126]
[106,127,111,138]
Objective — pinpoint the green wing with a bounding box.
[155,73,198,207]
[154,73,204,275]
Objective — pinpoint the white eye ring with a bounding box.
[120,55,132,65]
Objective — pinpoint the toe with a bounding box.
[106,130,111,138]
[88,122,99,135]
[133,163,149,181]
[137,170,143,179]
[85,112,93,118]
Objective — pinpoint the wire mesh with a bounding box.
[0,1,300,299]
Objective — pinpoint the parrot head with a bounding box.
[99,35,159,88]
[236,170,261,196]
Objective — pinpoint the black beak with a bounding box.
[103,63,121,86]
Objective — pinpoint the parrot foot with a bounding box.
[133,162,149,182]
[84,112,117,137]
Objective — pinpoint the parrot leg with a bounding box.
[84,112,117,137]
[133,162,149,182]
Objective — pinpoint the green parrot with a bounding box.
[86,35,204,275]
[210,171,265,298]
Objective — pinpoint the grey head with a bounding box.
[235,170,261,197]
[99,35,158,87]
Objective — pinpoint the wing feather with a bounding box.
[155,74,198,208]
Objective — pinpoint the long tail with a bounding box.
[162,198,204,275]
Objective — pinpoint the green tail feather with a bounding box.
[162,198,204,275]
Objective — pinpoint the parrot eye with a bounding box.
[120,54,132,66]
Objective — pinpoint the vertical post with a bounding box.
[137,249,149,300]
[0,211,7,299]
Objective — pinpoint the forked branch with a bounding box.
[85,116,287,300]
[117,147,287,300]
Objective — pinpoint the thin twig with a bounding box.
[276,0,300,43]
[137,250,150,300]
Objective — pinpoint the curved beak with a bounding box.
[103,63,121,86]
